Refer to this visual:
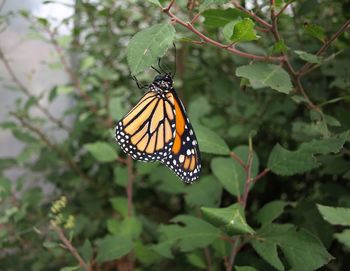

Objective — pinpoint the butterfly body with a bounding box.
[115,74,201,183]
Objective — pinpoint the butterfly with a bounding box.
[115,67,201,183]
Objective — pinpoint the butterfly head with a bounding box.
[152,73,173,91]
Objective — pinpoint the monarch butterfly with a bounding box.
[115,63,201,183]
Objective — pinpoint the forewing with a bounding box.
[115,91,176,162]
[161,90,201,183]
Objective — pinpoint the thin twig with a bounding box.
[10,112,95,183]
[0,47,70,131]
[298,19,350,76]
[43,26,99,115]
[0,0,6,12]
[203,247,212,271]
[241,140,254,208]
[162,5,283,62]
[275,1,293,18]
[163,0,175,12]
[229,151,246,169]
[226,238,240,271]
[269,0,296,76]
[51,224,92,271]
[232,2,272,29]
[126,156,135,217]
[252,168,270,184]
[295,77,320,112]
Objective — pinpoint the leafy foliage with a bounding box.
[1,0,350,270]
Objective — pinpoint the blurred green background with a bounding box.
[0,0,350,270]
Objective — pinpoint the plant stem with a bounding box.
[0,47,70,132]
[51,224,92,271]
[226,238,240,271]
[162,4,283,62]
[232,2,272,29]
[126,156,135,217]
[298,19,350,76]
[10,112,95,183]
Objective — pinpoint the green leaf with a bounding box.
[317,204,350,226]
[43,241,59,249]
[120,217,142,239]
[96,235,133,263]
[272,40,289,54]
[201,203,255,235]
[0,177,12,197]
[186,252,207,269]
[194,124,230,155]
[299,137,347,155]
[188,96,212,122]
[57,85,74,94]
[203,8,247,29]
[267,143,319,176]
[107,219,119,234]
[60,267,79,271]
[127,23,175,75]
[135,242,162,265]
[185,175,222,207]
[79,239,93,262]
[236,63,293,94]
[85,142,118,162]
[304,23,326,43]
[211,145,259,196]
[134,243,161,265]
[150,166,186,194]
[199,0,230,12]
[235,267,258,271]
[211,157,243,196]
[146,0,161,6]
[255,200,292,226]
[223,18,259,43]
[80,56,95,71]
[251,224,333,271]
[110,197,130,217]
[153,215,220,257]
[114,167,128,187]
[109,96,125,120]
[335,229,350,248]
[295,50,322,64]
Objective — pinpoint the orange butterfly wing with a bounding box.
[115,91,176,162]
[161,90,201,183]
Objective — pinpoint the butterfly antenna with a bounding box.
[172,43,176,78]
[159,57,173,76]
[151,65,161,74]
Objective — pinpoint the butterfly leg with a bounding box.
[131,75,149,90]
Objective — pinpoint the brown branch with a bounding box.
[295,77,320,112]
[269,0,296,76]
[0,47,70,132]
[232,3,272,29]
[164,0,176,12]
[241,142,253,208]
[275,1,293,18]
[229,151,246,169]
[298,19,350,76]
[203,247,212,271]
[43,26,99,115]
[10,112,95,183]
[225,238,240,271]
[162,5,283,62]
[252,168,270,184]
[51,224,92,271]
[126,156,135,217]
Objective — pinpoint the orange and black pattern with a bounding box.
[115,74,201,183]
